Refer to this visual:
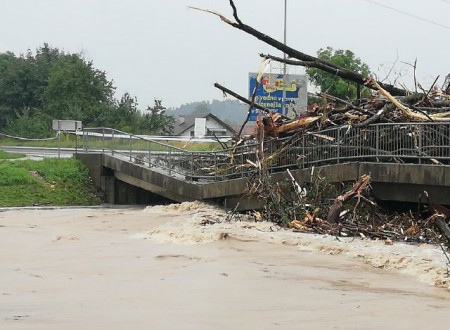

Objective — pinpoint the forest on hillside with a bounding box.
[0,44,173,138]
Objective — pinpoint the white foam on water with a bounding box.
[143,200,216,215]
[143,202,450,290]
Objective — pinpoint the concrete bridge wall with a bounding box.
[76,153,450,210]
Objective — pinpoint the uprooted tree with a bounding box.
[190,1,407,96]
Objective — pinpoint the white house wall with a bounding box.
[177,117,234,137]
[205,117,234,136]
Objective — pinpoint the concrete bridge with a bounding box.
[76,123,450,209]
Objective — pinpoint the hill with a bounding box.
[168,99,248,125]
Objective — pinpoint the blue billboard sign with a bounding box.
[248,73,307,121]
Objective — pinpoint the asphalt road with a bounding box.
[0,146,78,159]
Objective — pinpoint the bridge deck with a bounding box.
[81,123,450,182]
[77,152,450,210]
[76,123,450,209]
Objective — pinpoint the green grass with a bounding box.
[170,141,225,151]
[0,150,25,159]
[0,157,101,207]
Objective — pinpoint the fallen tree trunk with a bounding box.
[427,203,450,246]
[274,116,321,135]
[327,174,371,223]
[427,214,450,246]
[191,1,407,96]
[319,92,375,116]
[367,78,450,121]
[213,82,290,120]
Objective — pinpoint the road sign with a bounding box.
[52,120,82,131]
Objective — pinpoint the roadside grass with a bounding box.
[0,157,101,207]
[0,150,25,159]
[170,141,225,151]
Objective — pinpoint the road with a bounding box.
[0,146,78,159]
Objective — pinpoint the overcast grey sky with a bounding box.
[1,0,449,109]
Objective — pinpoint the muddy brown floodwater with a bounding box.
[0,202,449,330]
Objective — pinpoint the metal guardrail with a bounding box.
[82,123,450,182]
[296,122,450,167]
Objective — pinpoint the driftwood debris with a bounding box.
[327,174,371,224]
[214,82,289,120]
[201,7,450,141]
[194,1,450,247]
[423,194,450,246]
[286,178,450,245]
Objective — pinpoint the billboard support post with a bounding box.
[282,0,287,116]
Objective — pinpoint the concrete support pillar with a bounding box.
[117,181,128,204]
[127,184,138,204]
[103,176,116,204]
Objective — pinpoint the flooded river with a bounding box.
[0,203,449,329]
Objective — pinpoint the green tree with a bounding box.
[0,51,51,134]
[0,52,34,126]
[144,100,174,135]
[110,93,140,131]
[42,54,115,123]
[306,47,371,100]
[0,44,171,137]
[5,107,52,138]
[0,45,64,128]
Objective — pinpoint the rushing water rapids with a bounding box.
[0,203,449,329]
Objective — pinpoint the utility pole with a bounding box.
[282,0,287,116]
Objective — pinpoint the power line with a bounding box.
[363,0,450,30]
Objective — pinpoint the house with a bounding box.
[173,113,236,138]
[231,123,257,137]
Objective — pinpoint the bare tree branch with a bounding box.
[260,53,311,67]
[319,93,374,116]
[191,1,407,96]
[229,0,243,25]
[213,82,291,120]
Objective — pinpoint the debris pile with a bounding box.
[246,167,450,247]
[287,175,450,246]
[196,1,450,248]
[249,77,450,138]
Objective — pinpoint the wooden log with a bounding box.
[327,174,371,223]
[367,78,450,122]
[213,82,290,121]
[273,116,321,135]
[430,214,450,246]
[354,104,391,127]
[319,93,375,116]
[422,194,450,246]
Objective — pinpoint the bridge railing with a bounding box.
[82,123,450,181]
[82,127,189,176]
[81,127,258,180]
[264,122,450,170]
